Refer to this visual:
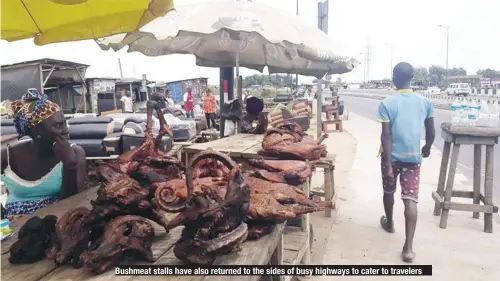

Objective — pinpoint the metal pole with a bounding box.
[295,0,299,92]
[316,79,322,140]
[445,26,449,87]
[118,58,124,78]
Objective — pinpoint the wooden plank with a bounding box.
[3,210,181,281]
[198,223,286,281]
[484,145,495,233]
[439,144,461,229]
[473,144,482,218]
[444,202,498,214]
[441,122,500,137]
[183,134,261,158]
[433,141,451,216]
[40,226,184,281]
[282,228,309,265]
[270,233,283,281]
[1,186,101,254]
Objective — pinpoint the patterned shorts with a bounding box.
[381,161,421,203]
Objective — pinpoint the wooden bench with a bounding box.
[432,123,499,233]
[322,97,343,133]
[311,154,336,217]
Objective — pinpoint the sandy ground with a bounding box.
[316,112,500,280]
[306,117,358,264]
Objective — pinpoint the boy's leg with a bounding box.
[399,163,421,262]
[380,161,398,233]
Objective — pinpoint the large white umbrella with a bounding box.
[97,0,360,87]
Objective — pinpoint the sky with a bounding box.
[1,0,499,85]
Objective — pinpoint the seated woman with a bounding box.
[240,96,268,134]
[1,89,86,219]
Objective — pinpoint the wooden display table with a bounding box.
[432,122,500,233]
[1,185,285,281]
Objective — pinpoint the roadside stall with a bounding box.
[1,58,90,114]
[95,2,358,277]
[1,101,317,281]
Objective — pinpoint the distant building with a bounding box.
[447,75,482,87]
[164,77,208,102]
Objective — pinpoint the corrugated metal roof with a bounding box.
[1,58,89,70]
[163,77,209,84]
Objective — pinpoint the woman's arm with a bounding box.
[60,145,87,199]
[1,147,8,174]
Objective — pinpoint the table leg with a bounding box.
[324,167,333,217]
[440,144,461,229]
[484,145,494,233]
[473,145,482,219]
[434,141,451,216]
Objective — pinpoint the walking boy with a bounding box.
[377,62,435,263]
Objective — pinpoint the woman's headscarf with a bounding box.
[10,88,61,138]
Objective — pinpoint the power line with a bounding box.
[360,38,373,82]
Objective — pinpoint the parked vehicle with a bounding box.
[444,83,471,96]
[425,87,441,94]
[273,94,294,103]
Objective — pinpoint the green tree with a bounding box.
[448,67,467,76]
[477,69,500,79]
[428,65,447,86]
[413,67,429,81]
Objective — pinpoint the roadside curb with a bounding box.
[340,93,452,111]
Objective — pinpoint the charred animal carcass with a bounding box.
[258,123,327,161]
[153,177,228,212]
[114,100,182,179]
[9,215,58,264]
[45,207,97,268]
[80,215,155,274]
[248,159,313,186]
[243,175,324,239]
[166,149,250,264]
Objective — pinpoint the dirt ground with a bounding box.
[307,119,358,264]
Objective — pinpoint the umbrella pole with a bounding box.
[235,48,240,134]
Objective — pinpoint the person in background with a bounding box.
[0,89,87,219]
[165,90,174,106]
[240,96,268,134]
[182,87,194,118]
[203,88,217,129]
[120,91,134,113]
[377,62,435,263]
[150,92,167,110]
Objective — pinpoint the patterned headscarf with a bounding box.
[11,88,61,138]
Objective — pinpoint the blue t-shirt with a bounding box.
[377,91,434,164]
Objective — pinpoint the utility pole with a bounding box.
[439,25,450,87]
[118,58,124,78]
[295,0,299,91]
[317,0,328,139]
[386,43,393,79]
[359,38,373,83]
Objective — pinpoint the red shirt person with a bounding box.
[183,87,195,118]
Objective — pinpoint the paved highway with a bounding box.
[341,94,500,223]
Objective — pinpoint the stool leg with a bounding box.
[473,145,482,219]
[440,144,461,229]
[484,145,494,233]
[324,168,332,217]
[434,141,452,216]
